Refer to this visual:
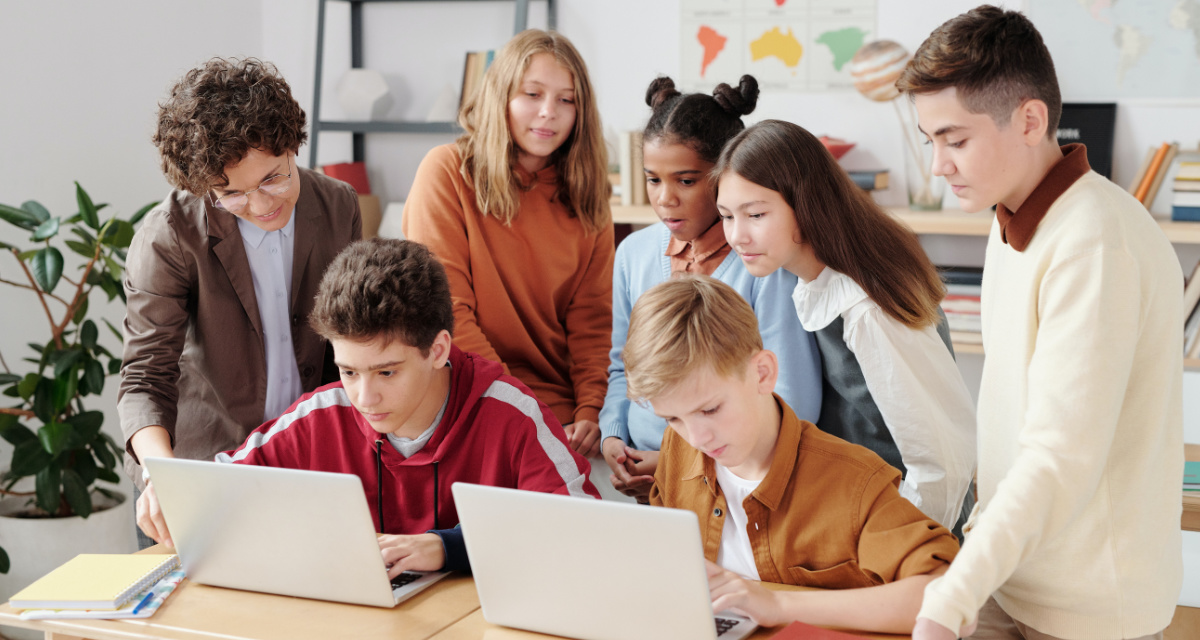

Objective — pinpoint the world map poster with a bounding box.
[681,0,877,92]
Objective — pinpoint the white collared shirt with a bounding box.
[237,211,303,421]
[714,462,762,581]
[791,267,976,529]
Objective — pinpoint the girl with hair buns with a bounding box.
[713,119,976,533]
[599,76,822,500]
[403,29,611,457]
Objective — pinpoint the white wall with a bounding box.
[0,2,264,501]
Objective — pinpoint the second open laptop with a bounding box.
[452,483,757,640]
[143,457,447,608]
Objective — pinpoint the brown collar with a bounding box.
[995,143,1090,252]
[665,219,727,260]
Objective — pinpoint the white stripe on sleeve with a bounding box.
[215,387,354,463]
[481,380,591,498]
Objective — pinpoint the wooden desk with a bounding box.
[0,548,908,640]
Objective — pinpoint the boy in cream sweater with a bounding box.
[898,6,1184,640]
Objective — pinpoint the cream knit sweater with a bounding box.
[918,172,1184,639]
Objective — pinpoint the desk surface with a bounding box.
[0,548,907,640]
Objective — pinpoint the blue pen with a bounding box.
[129,587,157,615]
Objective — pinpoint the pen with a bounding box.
[130,587,156,615]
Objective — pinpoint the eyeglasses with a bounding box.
[212,163,294,213]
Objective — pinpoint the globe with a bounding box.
[848,40,911,102]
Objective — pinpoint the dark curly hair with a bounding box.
[309,239,455,355]
[153,57,308,194]
[896,5,1061,137]
[643,75,759,163]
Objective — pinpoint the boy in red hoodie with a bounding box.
[137,238,599,574]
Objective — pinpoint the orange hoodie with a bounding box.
[403,144,613,426]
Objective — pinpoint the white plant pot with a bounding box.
[0,491,135,640]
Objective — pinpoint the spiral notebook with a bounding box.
[9,554,180,610]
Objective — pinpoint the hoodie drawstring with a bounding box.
[375,440,384,532]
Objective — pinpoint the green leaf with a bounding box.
[84,359,104,395]
[71,227,96,245]
[72,296,89,325]
[38,421,72,456]
[65,411,103,446]
[98,273,120,301]
[103,318,124,344]
[75,182,99,231]
[92,437,116,469]
[65,239,94,259]
[73,451,98,486]
[99,220,135,249]
[0,373,19,385]
[11,439,51,476]
[96,467,120,484]
[27,342,44,355]
[0,240,14,251]
[18,249,37,261]
[30,247,64,293]
[0,546,10,574]
[80,320,98,351]
[21,200,50,223]
[102,432,124,465]
[31,217,60,242]
[0,203,39,231]
[53,348,82,379]
[130,201,157,225]
[108,358,121,375]
[103,254,122,279]
[34,461,62,514]
[32,375,73,423]
[17,373,38,400]
[0,420,37,446]
[61,469,90,518]
[54,374,76,415]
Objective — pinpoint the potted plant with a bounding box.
[0,184,153,585]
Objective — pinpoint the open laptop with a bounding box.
[144,457,447,607]
[452,483,757,640]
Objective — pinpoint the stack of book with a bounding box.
[939,266,983,345]
[1172,157,1200,222]
[846,169,888,192]
[1128,142,1178,209]
[1183,261,1200,360]
[1186,461,1200,493]
[9,554,184,620]
[459,50,495,111]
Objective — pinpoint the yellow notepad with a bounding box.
[9,554,180,610]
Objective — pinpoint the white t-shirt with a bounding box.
[714,462,761,581]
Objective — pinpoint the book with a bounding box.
[321,161,370,195]
[1175,192,1200,207]
[1127,146,1156,194]
[1185,461,1200,490]
[617,131,646,206]
[938,265,984,287]
[1145,142,1179,209]
[949,329,984,345]
[18,570,185,620]
[1186,300,1200,358]
[1177,161,1200,181]
[1173,205,1200,222]
[1134,142,1172,204]
[10,554,179,610]
[846,169,888,191]
[1173,180,1200,192]
[1183,259,1200,321]
[769,620,871,639]
[458,50,495,111]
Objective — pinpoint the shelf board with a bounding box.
[952,341,984,355]
[316,120,461,134]
[610,204,1200,244]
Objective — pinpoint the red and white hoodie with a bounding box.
[216,345,599,570]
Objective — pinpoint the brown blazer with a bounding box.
[118,168,361,484]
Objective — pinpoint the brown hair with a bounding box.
[643,75,758,163]
[713,120,944,329]
[153,57,308,194]
[309,239,454,355]
[456,29,610,233]
[623,275,762,402]
[896,4,1062,137]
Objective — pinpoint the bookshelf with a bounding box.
[308,0,556,167]
[610,204,1200,370]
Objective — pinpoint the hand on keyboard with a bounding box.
[379,532,445,577]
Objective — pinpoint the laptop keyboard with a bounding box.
[715,617,741,636]
[390,571,423,590]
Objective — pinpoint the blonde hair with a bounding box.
[624,275,762,402]
[455,29,610,233]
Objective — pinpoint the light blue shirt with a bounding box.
[599,223,823,451]
[237,211,303,422]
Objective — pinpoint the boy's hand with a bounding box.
[913,616,976,639]
[135,482,174,548]
[379,533,445,577]
[601,438,656,501]
[564,420,601,457]
[706,560,785,627]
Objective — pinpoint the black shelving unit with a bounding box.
[309,0,557,167]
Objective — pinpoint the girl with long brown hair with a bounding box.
[713,119,975,533]
[403,30,612,457]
